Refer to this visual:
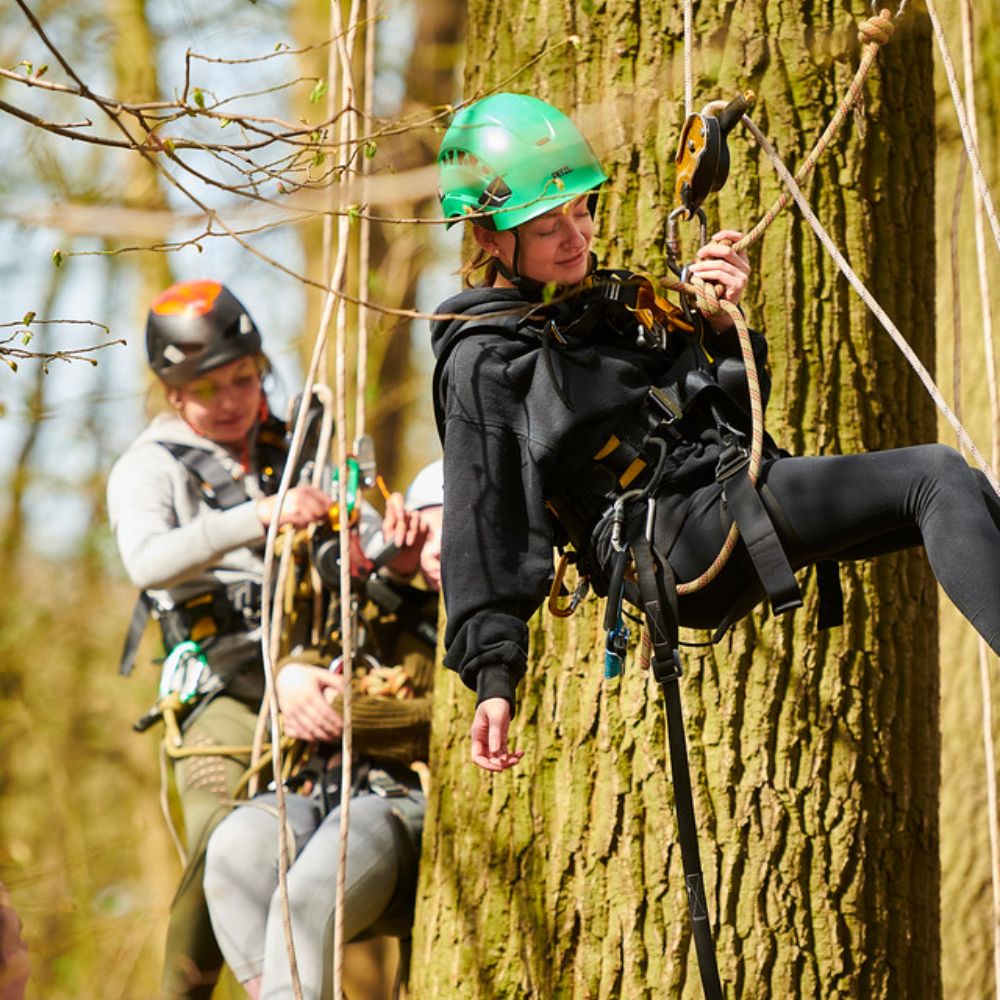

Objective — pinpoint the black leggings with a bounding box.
[668,444,1000,652]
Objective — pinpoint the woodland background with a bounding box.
[1,0,999,997]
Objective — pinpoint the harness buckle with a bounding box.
[651,650,683,685]
[368,768,409,799]
[647,385,684,426]
[714,438,750,481]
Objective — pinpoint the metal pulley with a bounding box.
[667,91,755,272]
[673,91,754,219]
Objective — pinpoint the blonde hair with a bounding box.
[459,225,503,288]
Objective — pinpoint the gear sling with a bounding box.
[545,273,843,1000]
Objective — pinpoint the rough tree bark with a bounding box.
[412,2,939,997]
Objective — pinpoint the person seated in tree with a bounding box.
[429,92,1000,772]
[106,280,422,998]
[202,460,443,1000]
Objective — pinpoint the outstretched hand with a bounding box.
[687,229,751,332]
[381,490,427,579]
[470,697,525,772]
[256,485,334,530]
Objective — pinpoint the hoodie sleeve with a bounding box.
[107,441,265,591]
[438,339,557,710]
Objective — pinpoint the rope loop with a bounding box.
[689,273,723,317]
[858,10,895,47]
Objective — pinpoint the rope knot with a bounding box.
[858,10,895,47]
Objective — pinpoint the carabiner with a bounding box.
[548,551,590,618]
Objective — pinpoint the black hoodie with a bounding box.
[430,276,771,709]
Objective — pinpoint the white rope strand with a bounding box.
[682,0,693,118]
[925,0,1000,262]
[331,3,364,994]
[740,112,1000,496]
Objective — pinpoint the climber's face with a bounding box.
[475,197,594,287]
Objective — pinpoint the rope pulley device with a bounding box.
[667,91,755,274]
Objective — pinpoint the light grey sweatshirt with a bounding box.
[107,413,271,700]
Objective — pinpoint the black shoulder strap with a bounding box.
[118,591,154,676]
[159,442,249,510]
[118,443,248,677]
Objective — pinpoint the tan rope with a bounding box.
[664,276,761,594]
[653,9,901,594]
[740,111,1000,496]
[682,0,693,119]
[925,0,1000,264]
[331,2,364,996]
[355,1,377,437]
[732,9,895,255]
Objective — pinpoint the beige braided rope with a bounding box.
[733,10,895,254]
[668,273,763,595]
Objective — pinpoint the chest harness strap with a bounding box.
[117,442,265,677]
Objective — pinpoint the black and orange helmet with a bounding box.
[146,280,262,386]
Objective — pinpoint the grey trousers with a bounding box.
[203,785,422,1000]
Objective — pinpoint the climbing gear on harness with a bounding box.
[438,92,608,231]
[547,550,590,619]
[146,280,263,387]
[158,640,209,704]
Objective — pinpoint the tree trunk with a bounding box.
[412,2,940,997]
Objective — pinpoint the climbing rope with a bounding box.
[655,8,905,597]
[659,3,1000,605]
[739,110,1000,496]
[925,0,1000,264]
[735,9,895,253]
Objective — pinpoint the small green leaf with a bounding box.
[542,282,558,304]
[20,332,32,346]
[364,142,377,159]
[52,249,64,268]
[312,151,326,167]
[309,79,328,104]
[22,311,35,326]
[219,118,231,129]
[192,88,205,109]
[347,205,360,224]
[163,138,175,155]
[4,358,18,373]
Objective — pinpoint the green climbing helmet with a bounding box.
[437,92,608,231]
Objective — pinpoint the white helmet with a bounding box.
[405,460,444,511]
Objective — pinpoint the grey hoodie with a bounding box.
[107,412,271,700]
